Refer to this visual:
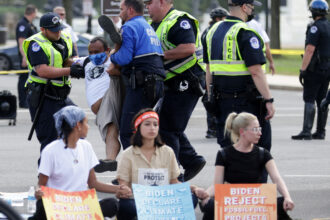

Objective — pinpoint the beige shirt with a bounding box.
[117,145,180,187]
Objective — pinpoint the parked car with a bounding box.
[0,33,94,71]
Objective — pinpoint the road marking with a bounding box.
[312,218,330,220]
[285,175,330,178]
[16,110,303,119]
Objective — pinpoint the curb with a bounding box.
[269,84,303,91]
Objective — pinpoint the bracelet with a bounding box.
[264,98,274,103]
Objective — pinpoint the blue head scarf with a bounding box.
[53,106,86,137]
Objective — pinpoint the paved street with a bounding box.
[0,75,329,220]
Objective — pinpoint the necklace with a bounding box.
[69,148,79,164]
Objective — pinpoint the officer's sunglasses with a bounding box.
[245,4,254,10]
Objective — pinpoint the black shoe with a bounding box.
[312,132,325,139]
[183,159,206,181]
[205,131,217,139]
[19,103,28,109]
[94,159,117,173]
[291,132,312,140]
[112,179,119,185]
[98,15,122,44]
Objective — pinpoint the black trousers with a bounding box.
[17,73,28,107]
[303,71,329,106]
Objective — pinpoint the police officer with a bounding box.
[292,0,330,140]
[205,0,275,182]
[201,7,228,44]
[201,7,228,139]
[53,6,79,56]
[109,0,165,149]
[15,4,38,108]
[23,12,83,164]
[144,0,206,181]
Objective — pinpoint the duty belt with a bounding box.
[218,91,248,99]
[320,57,330,63]
[123,72,164,88]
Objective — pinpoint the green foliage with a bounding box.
[26,0,47,8]
[271,55,301,76]
[0,6,24,16]
[173,1,193,14]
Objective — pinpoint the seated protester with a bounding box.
[116,108,206,220]
[197,112,294,220]
[28,106,131,220]
[74,37,123,173]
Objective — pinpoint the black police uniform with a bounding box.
[26,37,76,165]
[15,17,37,108]
[151,9,206,181]
[201,21,218,138]
[292,17,330,140]
[205,16,271,179]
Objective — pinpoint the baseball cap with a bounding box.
[229,0,262,6]
[40,12,65,32]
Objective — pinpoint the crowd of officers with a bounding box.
[18,0,329,213]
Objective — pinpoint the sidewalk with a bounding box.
[266,74,302,91]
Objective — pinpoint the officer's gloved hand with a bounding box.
[70,64,85,79]
[299,69,307,86]
[320,98,330,112]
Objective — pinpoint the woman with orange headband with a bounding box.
[115,108,206,220]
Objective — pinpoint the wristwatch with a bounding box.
[264,98,274,103]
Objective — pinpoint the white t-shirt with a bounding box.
[39,139,99,192]
[75,57,111,107]
[62,21,78,43]
[247,19,270,43]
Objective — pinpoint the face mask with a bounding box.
[247,13,255,22]
[89,52,107,66]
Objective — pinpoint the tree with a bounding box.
[270,0,280,49]
[63,0,72,25]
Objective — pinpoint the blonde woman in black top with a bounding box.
[196,112,294,220]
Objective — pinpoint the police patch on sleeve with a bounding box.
[310,26,318,34]
[250,37,260,49]
[31,42,41,52]
[180,20,191,30]
[19,25,25,32]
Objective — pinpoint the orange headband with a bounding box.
[134,111,159,130]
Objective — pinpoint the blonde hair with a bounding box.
[224,112,258,143]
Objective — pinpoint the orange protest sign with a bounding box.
[215,184,277,220]
[41,186,103,220]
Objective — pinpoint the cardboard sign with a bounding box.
[133,182,196,220]
[41,186,103,220]
[215,184,277,220]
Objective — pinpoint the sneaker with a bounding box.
[94,159,117,173]
[98,15,122,44]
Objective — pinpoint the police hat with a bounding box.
[40,12,65,32]
[309,0,329,15]
[229,0,262,7]
[210,7,229,19]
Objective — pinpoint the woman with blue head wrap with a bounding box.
[53,105,87,146]
[28,106,132,220]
